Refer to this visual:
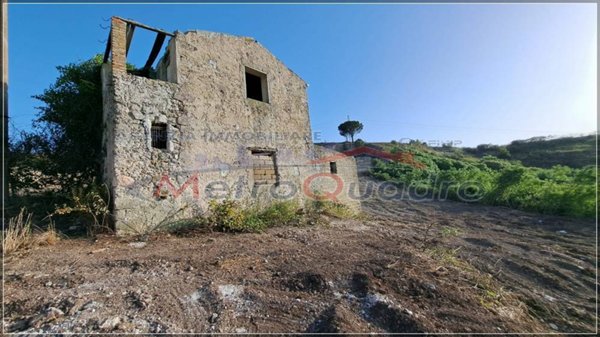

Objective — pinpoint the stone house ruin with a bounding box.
[101,17,359,234]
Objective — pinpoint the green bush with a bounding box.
[208,200,305,233]
[51,182,111,234]
[371,145,596,218]
[307,199,356,219]
[206,199,357,233]
[257,200,300,227]
[208,199,255,232]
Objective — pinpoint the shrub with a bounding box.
[206,199,351,233]
[497,147,511,159]
[307,199,356,219]
[207,199,253,232]
[371,144,595,218]
[257,200,301,227]
[207,199,299,232]
[243,213,267,232]
[52,183,110,234]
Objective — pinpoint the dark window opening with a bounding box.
[251,150,278,185]
[245,72,263,101]
[330,162,338,174]
[245,67,268,102]
[151,123,168,149]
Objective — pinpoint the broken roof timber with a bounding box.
[114,16,174,37]
[142,33,167,72]
[103,16,174,64]
[103,31,112,63]
[125,24,136,57]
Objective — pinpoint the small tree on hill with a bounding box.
[338,120,363,145]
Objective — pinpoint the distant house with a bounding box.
[101,17,359,234]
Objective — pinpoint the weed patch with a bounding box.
[205,199,356,233]
[426,246,526,318]
[51,183,110,235]
[307,199,357,219]
[3,209,59,255]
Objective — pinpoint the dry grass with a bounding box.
[36,222,60,246]
[425,246,530,321]
[308,199,358,219]
[3,209,59,255]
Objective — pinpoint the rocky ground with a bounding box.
[2,180,596,334]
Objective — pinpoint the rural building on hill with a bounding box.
[101,17,359,233]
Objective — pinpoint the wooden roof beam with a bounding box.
[102,31,111,63]
[114,16,174,37]
[125,24,136,57]
[142,33,166,74]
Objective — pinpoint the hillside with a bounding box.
[317,135,596,218]
[461,135,596,168]
[319,134,596,169]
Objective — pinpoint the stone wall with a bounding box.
[156,38,178,83]
[103,70,185,233]
[356,156,376,176]
[102,27,360,234]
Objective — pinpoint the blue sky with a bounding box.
[8,3,597,147]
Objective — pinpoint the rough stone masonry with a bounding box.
[101,17,359,234]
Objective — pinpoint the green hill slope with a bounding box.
[317,135,596,218]
[462,135,596,168]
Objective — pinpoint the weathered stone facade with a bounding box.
[102,18,359,234]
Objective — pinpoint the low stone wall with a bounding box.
[355,156,375,176]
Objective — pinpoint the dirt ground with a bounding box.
[2,179,597,334]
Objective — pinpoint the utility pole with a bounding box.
[2,0,8,202]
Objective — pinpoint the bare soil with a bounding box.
[3,179,596,334]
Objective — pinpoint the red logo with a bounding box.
[154,174,200,199]
[302,173,344,201]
